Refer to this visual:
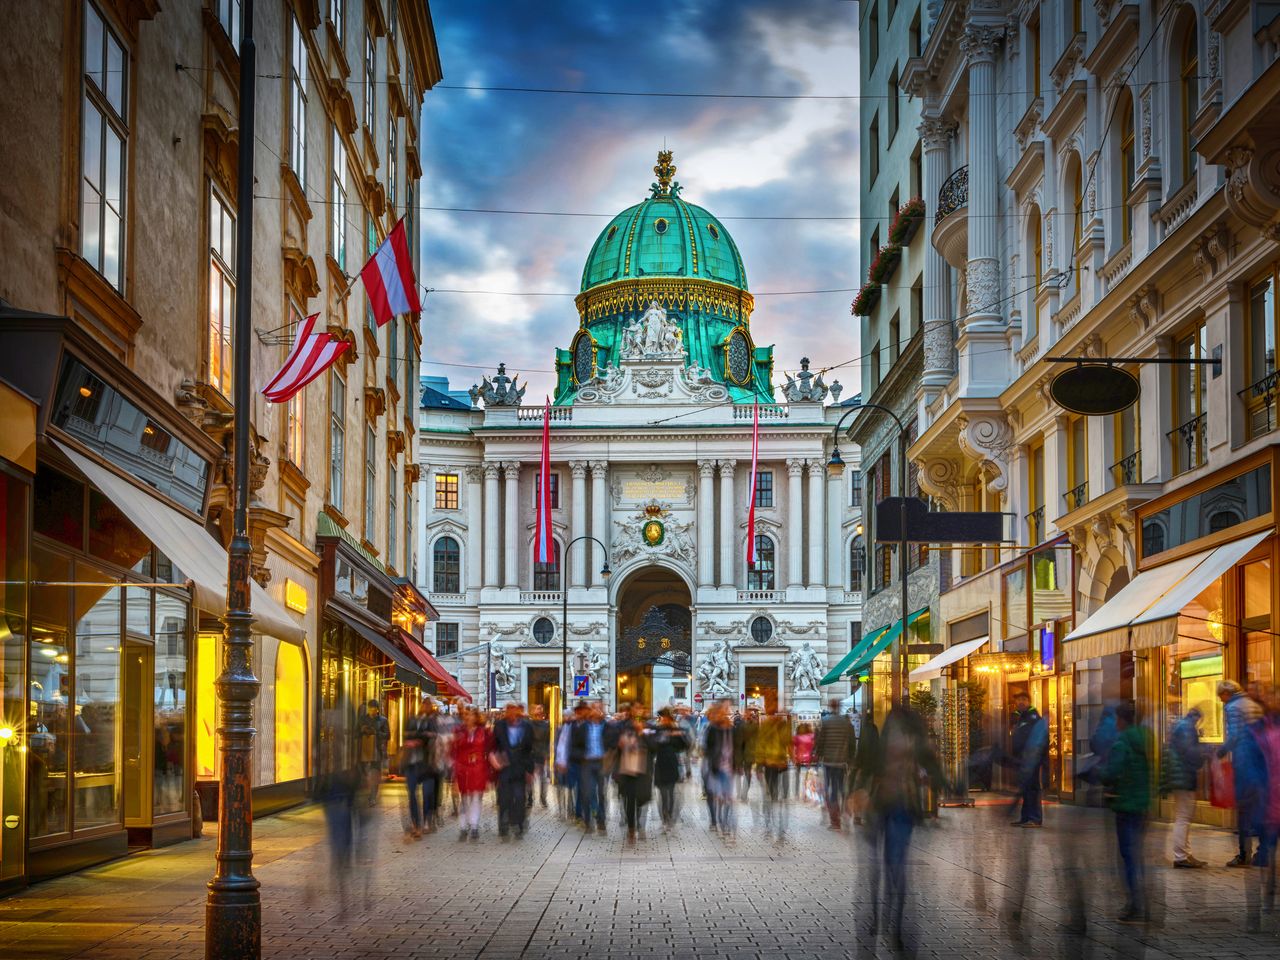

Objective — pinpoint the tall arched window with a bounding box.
[1028,205,1043,337]
[849,536,866,592]
[432,536,460,593]
[747,535,775,591]
[1119,92,1136,243]
[533,540,560,591]
[1180,21,1199,184]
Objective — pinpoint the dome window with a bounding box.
[606,225,618,242]
[707,223,720,241]
[654,217,669,235]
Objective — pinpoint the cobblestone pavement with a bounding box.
[0,781,1276,959]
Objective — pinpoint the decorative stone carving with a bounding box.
[1140,88,1153,159]
[471,363,526,407]
[957,414,1014,494]
[572,641,607,693]
[918,117,957,151]
[829,380,843,403]
[620,301,686,360]
[959,24,1003,63]
[916,458,961,512]
[612,501,695,568]
[679,363,729,401]
[464,464,485,484]
[965,258,1001,317]
[1193,222,1232,281]
[1094,0,1116,28]
[491,642,517,697]
[576,364,625,404]
[1128,284,1159,330]
[787,642,825,693]
[696,639,735,698]
[782,357,828,402]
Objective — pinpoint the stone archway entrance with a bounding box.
[614,567,693,711]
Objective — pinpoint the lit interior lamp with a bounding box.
[1207,608,1225,642]
[78,385,93,398]
[0,727,14,743]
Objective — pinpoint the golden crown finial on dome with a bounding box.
[651,149,680,198]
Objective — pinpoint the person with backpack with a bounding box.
[1102,702,1153,923]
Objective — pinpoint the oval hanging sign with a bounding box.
[1049,364,1140,416]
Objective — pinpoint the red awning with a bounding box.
[396,631,472,701]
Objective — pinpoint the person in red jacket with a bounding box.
[451,708,491,841]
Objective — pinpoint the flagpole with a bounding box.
[207,0,261,955]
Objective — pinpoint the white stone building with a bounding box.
[415,156,863,714]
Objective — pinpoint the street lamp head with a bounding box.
[826,446,846,479]
[600,562,612,580]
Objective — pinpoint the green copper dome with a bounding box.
[556,151,773,405]
[580,195,747,291]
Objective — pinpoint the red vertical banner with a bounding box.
[535,397,553,563]
[746,402,760,568]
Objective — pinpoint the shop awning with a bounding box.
[332,605,432,690]
[821,623,890,685]
[1063,529,1270,663]
[57,440,305,644]
[396,630,471,701]
[909,634,991,683]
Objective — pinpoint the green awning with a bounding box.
[848,607,930,679]
[820,623,891,685]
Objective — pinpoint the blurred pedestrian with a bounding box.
[814,698,857,830]
[1165,706,1207,868]
[652,707,689,831]
[401,699,438,839]
[554,708,576,820]
[1219,680,1264,866]
[452,708,491,841]
[1245,686,1280,928]
[357,699,389,805]
[616,703,653,844]
[791,721,814,796]
[758,711,793,839]
[528,704,551,810]
[490,701,534,838]
[734,707,760,802]
[571,700,609,834]
[703,699,736,836]
[851,712,879,826]
[1008,692,1047,827]
[1102,701,1152,922]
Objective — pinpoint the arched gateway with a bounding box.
[613,566,693,710]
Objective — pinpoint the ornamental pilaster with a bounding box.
[718,459,737,588]
[501,461,522,589]
[589,461,609,586]
[697,460,717,587]
[569,460,589,587]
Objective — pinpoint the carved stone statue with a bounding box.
[573,641,607,694]
[471,363,527,407]
[696,639,735,698]
[620,301,685,359]
[491,641,517,697]
[787,641,825,693]
[782,357,829,403]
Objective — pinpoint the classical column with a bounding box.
[786,458,805,589]
[502,460,521,589]
[590,461,609,587]
[482,462,501,588]
[919,116,956,390]
[464,465,484,591]
[960,25,1003,334]
[718,459,736,588]
[807,459,825,587]
[826,461,843,589]
[569,460,588,588]
[415,468,429,591]
[697,460,717,587]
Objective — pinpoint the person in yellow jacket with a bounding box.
[757,711,794,839]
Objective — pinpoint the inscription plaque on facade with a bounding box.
[622,479,688,502]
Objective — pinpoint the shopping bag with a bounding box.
[1209,755,1235,808]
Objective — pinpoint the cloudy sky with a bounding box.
[417,0,860,400]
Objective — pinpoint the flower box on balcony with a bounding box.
[867,243,902,284]
[851,282,881,316]
[888,197,925,246]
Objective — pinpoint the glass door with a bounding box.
[122,640,153,827]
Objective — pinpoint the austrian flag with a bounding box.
[260,314,350,403]
[360,217,421,327]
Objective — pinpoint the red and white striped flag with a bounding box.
[535,397,554,564]
[746,401,760,568]
[261,314,350,403]
[360,217,421,327]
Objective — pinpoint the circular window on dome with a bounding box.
[532,617,555,645]
[572,331,596,384]
[654,217,669,235]
[750,616,773,645]
[725,329,752,385]
[707,223,720,241]
[606,225,618,242]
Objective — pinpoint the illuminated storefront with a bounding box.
[1065,450,1276,825]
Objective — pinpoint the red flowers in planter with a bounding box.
[851,199,925,316]
[888,196,925,246]
[851,282,881,316]
[867,243,902,284]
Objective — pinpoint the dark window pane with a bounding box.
[87,489,151,570]
[34,465,85,549]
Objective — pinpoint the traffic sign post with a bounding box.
[573,675,590,698]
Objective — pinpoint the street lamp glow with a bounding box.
[827,446,845,478]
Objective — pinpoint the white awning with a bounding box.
[1063,529,1270,663]
[57,440,305,644]
[909,635,990,683]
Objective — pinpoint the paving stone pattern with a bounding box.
[0,782,1275,959]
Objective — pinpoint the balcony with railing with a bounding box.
[738,590,783,603]
[1026,505,1045,546]
[1062,482,1089,513]
[931,165,969,269]
[519,591,562,604]
[1240,369,1280,440]
[1110,450,1141,487]
[1168,413,1207,475]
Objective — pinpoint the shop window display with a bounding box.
[73,563,121,830]
[1003,567,1027,639]
[153,594,187,815]
[275,643,306,783]
[1,471,29,881]
[29,547,71,838]
[1243,558,1274,689]
[195,632,220,781]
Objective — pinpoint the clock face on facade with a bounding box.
[642,519,665,546]
[726,329,751,384]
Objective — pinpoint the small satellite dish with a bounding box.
[1050,364,1140,416]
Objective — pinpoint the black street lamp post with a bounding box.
[560,536,611,706]
[828,401,910,706]
[207,2,261,956]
